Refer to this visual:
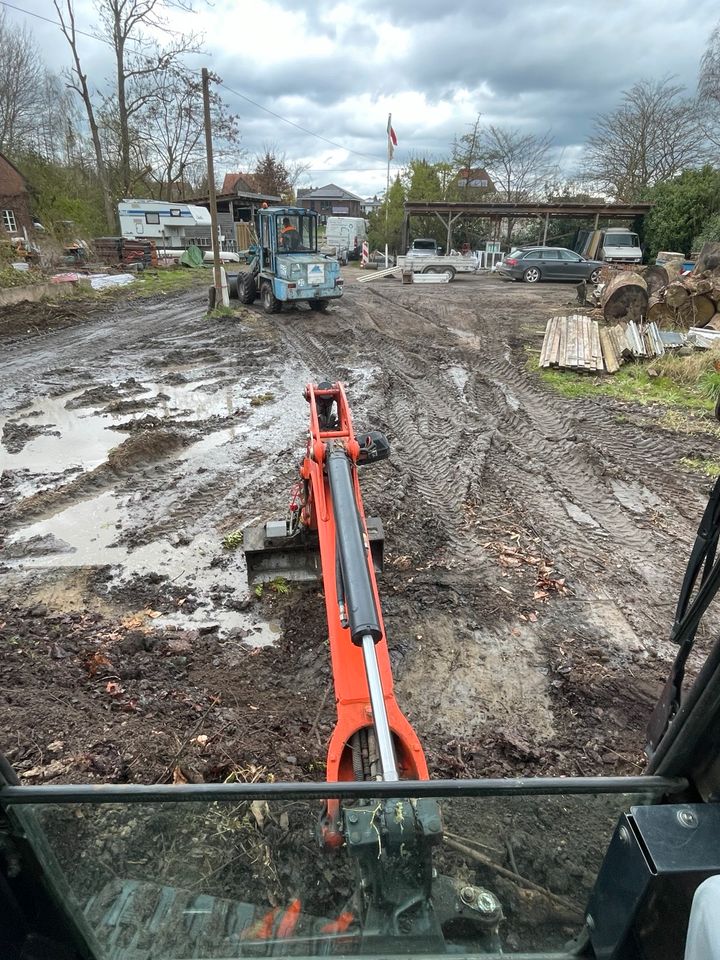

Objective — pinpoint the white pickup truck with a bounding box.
[396,239,479,281]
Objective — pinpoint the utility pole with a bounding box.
[202,67,228,308]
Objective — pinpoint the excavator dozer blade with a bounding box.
[243,518,384,587]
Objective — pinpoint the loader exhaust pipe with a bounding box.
[327,449,398,781]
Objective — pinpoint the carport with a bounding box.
[401,201,653,253]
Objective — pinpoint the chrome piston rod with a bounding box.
[361,633,399,781]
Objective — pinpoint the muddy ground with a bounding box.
[0,271,715,791]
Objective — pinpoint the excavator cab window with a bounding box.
[1,783,669,960]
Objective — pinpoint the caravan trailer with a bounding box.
[118,199,212,252]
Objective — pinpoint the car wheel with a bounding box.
[261,282,281,314]
[309,298,329,312]
[523,267,541,283]
[589,268,602,284]
[237,271,257,304]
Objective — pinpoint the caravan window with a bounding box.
[145,212,160,225]
[170,209,182,218]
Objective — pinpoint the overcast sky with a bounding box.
[8,0,719,197]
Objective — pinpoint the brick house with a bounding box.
[455,168,496,193]
[0,152,33,238]
[296,184,364,219]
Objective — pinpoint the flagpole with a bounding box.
[385,112,391,268]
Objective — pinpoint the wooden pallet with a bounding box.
[540,314,603,371]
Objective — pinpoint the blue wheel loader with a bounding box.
[234,206,344,313]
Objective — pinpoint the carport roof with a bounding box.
[404,200,653,218]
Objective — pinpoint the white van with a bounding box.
[324,217,368,261]
[600,228,643,264]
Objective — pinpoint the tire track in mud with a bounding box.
[373,286,699,545]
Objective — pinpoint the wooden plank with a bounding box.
[599,327,619,373]
[565,315,575,368]
[554,316,563,365]
[567,315,576,368]
[539,318,553,366]
[550,316,562,366]
[591,320,601,371]
[578,316,587,368]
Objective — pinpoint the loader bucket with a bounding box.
[243,518,384,587]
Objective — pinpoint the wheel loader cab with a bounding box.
[257,210,318,266]
[252,207,343,312]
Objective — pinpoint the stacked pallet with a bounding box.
[541,317,667,374]
[539,315,603,371]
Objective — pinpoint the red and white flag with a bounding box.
[387,114,398,160]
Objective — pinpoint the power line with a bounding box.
[2,0,396,170]
[218,79,391,166]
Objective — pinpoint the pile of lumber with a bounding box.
[540,316,665,374]
[540,315,603,371]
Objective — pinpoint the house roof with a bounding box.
[222,172,265,195]
[456,168,495,186]
[297,183,364,202]
[0,151,28,189]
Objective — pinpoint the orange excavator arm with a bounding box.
[298,381,428,786]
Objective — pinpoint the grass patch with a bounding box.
[221,530,244,550]
[680,456,720,477]
[250,392,275,407]
[131,268,207,298]
[528,347,720,413]
[207,305,238,319]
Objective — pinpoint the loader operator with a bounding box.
[280,216,299,250]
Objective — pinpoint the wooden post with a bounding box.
[594,213,599,230]
[202,68,228,308]
[542,211,549,245]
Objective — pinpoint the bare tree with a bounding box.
[136,67,240,200]
[479,125,556,201]
[477,125,556,242]
[451,114,484,197]
[699,21,720,148]
[54,0,116,229]
[96,0,202,196]
[0,10,43,155]
[583,78,707,200]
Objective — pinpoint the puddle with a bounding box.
[5,493,274,643]
[0,391,130,476]
[2,366,314,646]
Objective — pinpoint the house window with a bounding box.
[2,209,17,232]
[470,179,488,187]
[145,212,160,224]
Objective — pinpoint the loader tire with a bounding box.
[261,281,281,314]
[237,271,257,304]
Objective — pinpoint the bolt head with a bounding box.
[586,914,595,931]
[476,891,499,915]
[677,809,698,828]
[460,886,475,905]
[619,825,631,844]
[348,813,358,824]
